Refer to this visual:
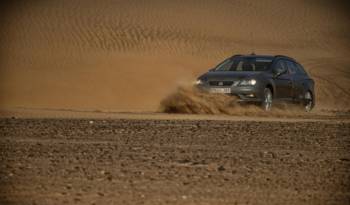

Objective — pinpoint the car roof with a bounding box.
[231,54,295,61]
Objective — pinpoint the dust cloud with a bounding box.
[160,86,313,117]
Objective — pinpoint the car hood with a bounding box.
[199,71,262,81]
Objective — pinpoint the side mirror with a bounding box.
[209,68,215,72]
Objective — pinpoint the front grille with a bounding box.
[209,81,234,86]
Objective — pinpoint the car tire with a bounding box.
[261,88,272,111]
[303,91,314,112]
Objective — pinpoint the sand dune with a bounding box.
[0,0,349,112]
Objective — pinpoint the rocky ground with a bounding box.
[0,118,349,205]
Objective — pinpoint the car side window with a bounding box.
[286,61,297,75]
[215,59,234,71]
[273,60,287,74]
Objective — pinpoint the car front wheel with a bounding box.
[261,88,272,111]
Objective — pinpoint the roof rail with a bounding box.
[230,54,242,58]
[274,55,295,60]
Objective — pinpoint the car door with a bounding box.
[286,60,300,99]
[272,60,293,99]
[286,60,302,100]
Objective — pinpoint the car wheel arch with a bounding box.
[265,84,274,98]
[302,81,314,98]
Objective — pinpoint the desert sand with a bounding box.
[1,118,350,205]
[0,0,349,113]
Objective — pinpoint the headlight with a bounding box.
[194,79,203,85]
[239,79,257,86]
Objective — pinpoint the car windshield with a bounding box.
[214,57,272,72]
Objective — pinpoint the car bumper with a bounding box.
[197,85,264,102]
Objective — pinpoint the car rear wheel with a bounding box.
[304,91,313,112]
[262,88,272,111]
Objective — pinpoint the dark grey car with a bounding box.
[195,54,315,111]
